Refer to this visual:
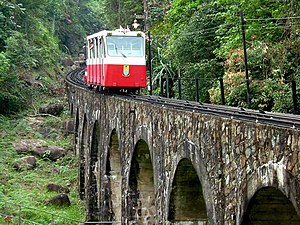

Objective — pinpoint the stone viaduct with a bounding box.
[67,85,300,225]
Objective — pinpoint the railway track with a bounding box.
[66,68,300,130]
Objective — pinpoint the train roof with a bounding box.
[87,28,145,40]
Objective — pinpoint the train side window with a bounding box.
[101,37,106,58]
[93,38,96,59]
[89,39,95,58]
[95,38,99,58]
[87,41,90,59]
[98,37,102,57]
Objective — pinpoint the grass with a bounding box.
[0,100,86,224]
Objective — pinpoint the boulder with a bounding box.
[61,57,74,67]
[39,103,64,116]
[12,156,37,171]
[32,146,66,161]
[13,139,46,154]
[47,182,70,193]
[45,193,71,206]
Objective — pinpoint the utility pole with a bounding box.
[143,0,149,31]
[143,0,152,95]
[118,0,121,27]
[240,11,251,108]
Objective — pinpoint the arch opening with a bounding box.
[79,115,87,200]
[242,186,300,224]
[129,139,155,224]
[70,103,74,116]
[87,122,100,221]
[168,158,207,223]
[74,109,79,155]
[104,129,122,222]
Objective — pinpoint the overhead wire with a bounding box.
[150,15,300,39]
[151,25,238,39]
[246,16,300,21]
[150,15,300,90]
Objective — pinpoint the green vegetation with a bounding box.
[0,1,105,223]
[0,0,104,114]
[146,0,300,112]
[0,107,85,224]
[0,0,299,222]
[2,0,297,115]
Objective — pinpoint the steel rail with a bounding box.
[66,69,300,130]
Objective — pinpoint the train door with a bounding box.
[88,38,96,84]
[87,39,92,85]
[85,39,89,84]
[95,37,100,85]
[92,37,97,84]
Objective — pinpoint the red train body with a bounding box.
[85,29,147,91]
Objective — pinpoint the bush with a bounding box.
[0,52,31,115]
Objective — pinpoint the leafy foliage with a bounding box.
[148,0,300,112]
[101,0,145,29]
[151,0,224,102]
[0,0,104,115]
[0,0,299,115]
[0,1,25,52]
[0,51,31,114]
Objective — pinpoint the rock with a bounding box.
[39,127,60,139]
[45,193,71,206]
[31,146,46,156]
[52,168,60,174]
[12,156,37,171]
[48,146,66,160]
[13,139,46,154]
[24,78,43,87]
[63,119,75,135]
[61,58,74,67]
[39,103,64,116]
[47,182,70,193]
[32,146,66,161]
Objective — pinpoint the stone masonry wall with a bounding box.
[66,85,300,224]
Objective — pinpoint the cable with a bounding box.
[151,30,232,39]
[246,16,300,21]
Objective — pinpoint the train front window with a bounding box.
[106,36,144,57]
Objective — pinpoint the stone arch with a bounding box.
[79,114,87,200]
[241,186,300,224]
[87,121,100,221]
[128,139,155,224]
[104,129,122,222]
[134,125,152,147]
[172,140,207,185]
[168,158,207,223]
[239,161,300,224]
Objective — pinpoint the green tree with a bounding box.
[102,0,144,29]
[209,0,300,112]
[0,1,25,51]
[151,0,224,102]
[0,0,106,114]
[0,52,30,114]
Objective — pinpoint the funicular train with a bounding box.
[84,28,147,92]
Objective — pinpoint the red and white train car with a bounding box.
[85,28,147,91]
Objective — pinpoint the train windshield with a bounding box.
[106,36,144,57]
